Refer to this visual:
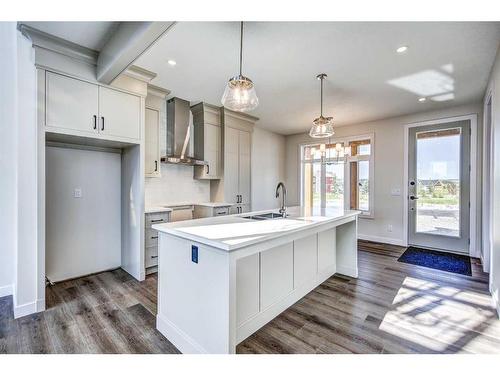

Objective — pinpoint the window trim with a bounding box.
[299,133,375,218]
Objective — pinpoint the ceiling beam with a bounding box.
[97,21,175,84]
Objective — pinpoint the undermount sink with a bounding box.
[243,212,286,220]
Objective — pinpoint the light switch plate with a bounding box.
[73,188,82,198]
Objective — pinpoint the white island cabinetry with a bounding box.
[153,206,359,354]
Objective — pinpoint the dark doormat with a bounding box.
[398,246,472,276]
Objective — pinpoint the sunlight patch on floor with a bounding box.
[379,276,500,353]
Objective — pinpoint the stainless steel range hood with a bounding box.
[162,97,207,166]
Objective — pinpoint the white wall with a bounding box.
[0,23,17,298]
[251,127,286,211]
[46,146,122,282]
[15,30,39,317]
[486,46,500,316]
[285,103,482,246]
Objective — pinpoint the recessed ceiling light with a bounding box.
[396,46,408,53]
[167,60,177,66]
[418,97,426,102]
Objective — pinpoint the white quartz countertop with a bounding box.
[145,206,173,214]
[153,206,360,251]
[145,202,234,214]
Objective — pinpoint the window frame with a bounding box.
[299,133,375,218]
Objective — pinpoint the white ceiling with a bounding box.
[136,22,500,135]
[22,21,120,51]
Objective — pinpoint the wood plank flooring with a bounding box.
[1,240,498,354]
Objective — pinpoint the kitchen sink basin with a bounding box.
[243,212,286,220]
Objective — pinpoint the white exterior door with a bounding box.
[408,120,471,253]
[46,72,98,135]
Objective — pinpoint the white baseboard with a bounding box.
[156,315,207,354]
[14,300,38,318]
[357,234,405,247]
[491,289,500,319]
[0,284,13,298]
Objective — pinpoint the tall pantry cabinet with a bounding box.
[212,108,258,214]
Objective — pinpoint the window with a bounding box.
[301,135,374,217]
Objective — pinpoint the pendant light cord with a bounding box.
[320,75,323,117]
[239,21,243,76]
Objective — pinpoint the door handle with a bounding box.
[93,115,97,130]
[101,116,105,131]
[409,196,419,200]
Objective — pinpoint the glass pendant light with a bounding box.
[309,73,334,138]
[221,22,259,112]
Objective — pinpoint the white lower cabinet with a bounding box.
[145,211,170,273]
[235,228,337,330]
[260,243,294,310]
[293,234,318,288]
[236,253,260,326]
[318,228,337,274]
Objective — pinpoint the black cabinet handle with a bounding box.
[93,115,97,130]
[151,255,158,259]
[155,160,158,172]
[206,164,210,174]
[151,219,164,223]
[151,236,158,239]
[101,116,105,131]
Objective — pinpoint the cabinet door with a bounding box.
[145,108,160,177]
[205,123,220,178]
[224,126,240,203]
[99,86,141,140]
[238,130,251,204]
[46,72,98,134]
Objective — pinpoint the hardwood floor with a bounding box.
[1,240,498,354]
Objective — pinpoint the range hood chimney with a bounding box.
[162,97,207,166]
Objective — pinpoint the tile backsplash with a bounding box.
[145,163,210,206]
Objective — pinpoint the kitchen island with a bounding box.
[153,206,360,354]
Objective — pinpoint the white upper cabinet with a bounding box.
[145,107,161,177]
[45,71,142,143]
[99,86,141,140]
[46,72,99,135]
[193,103,222,180]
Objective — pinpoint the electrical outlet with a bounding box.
[387,224,393,232]
[73,188,82,198]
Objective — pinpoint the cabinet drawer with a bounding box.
[213,207,230,216]
[146,212,170,227]
[145,246,158,268]
[145,228,159,247]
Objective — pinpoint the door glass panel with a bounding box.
[415,128,461,237]
[325,162,344,209]
[358,160,369,211]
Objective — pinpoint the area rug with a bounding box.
[397,246,472,276]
